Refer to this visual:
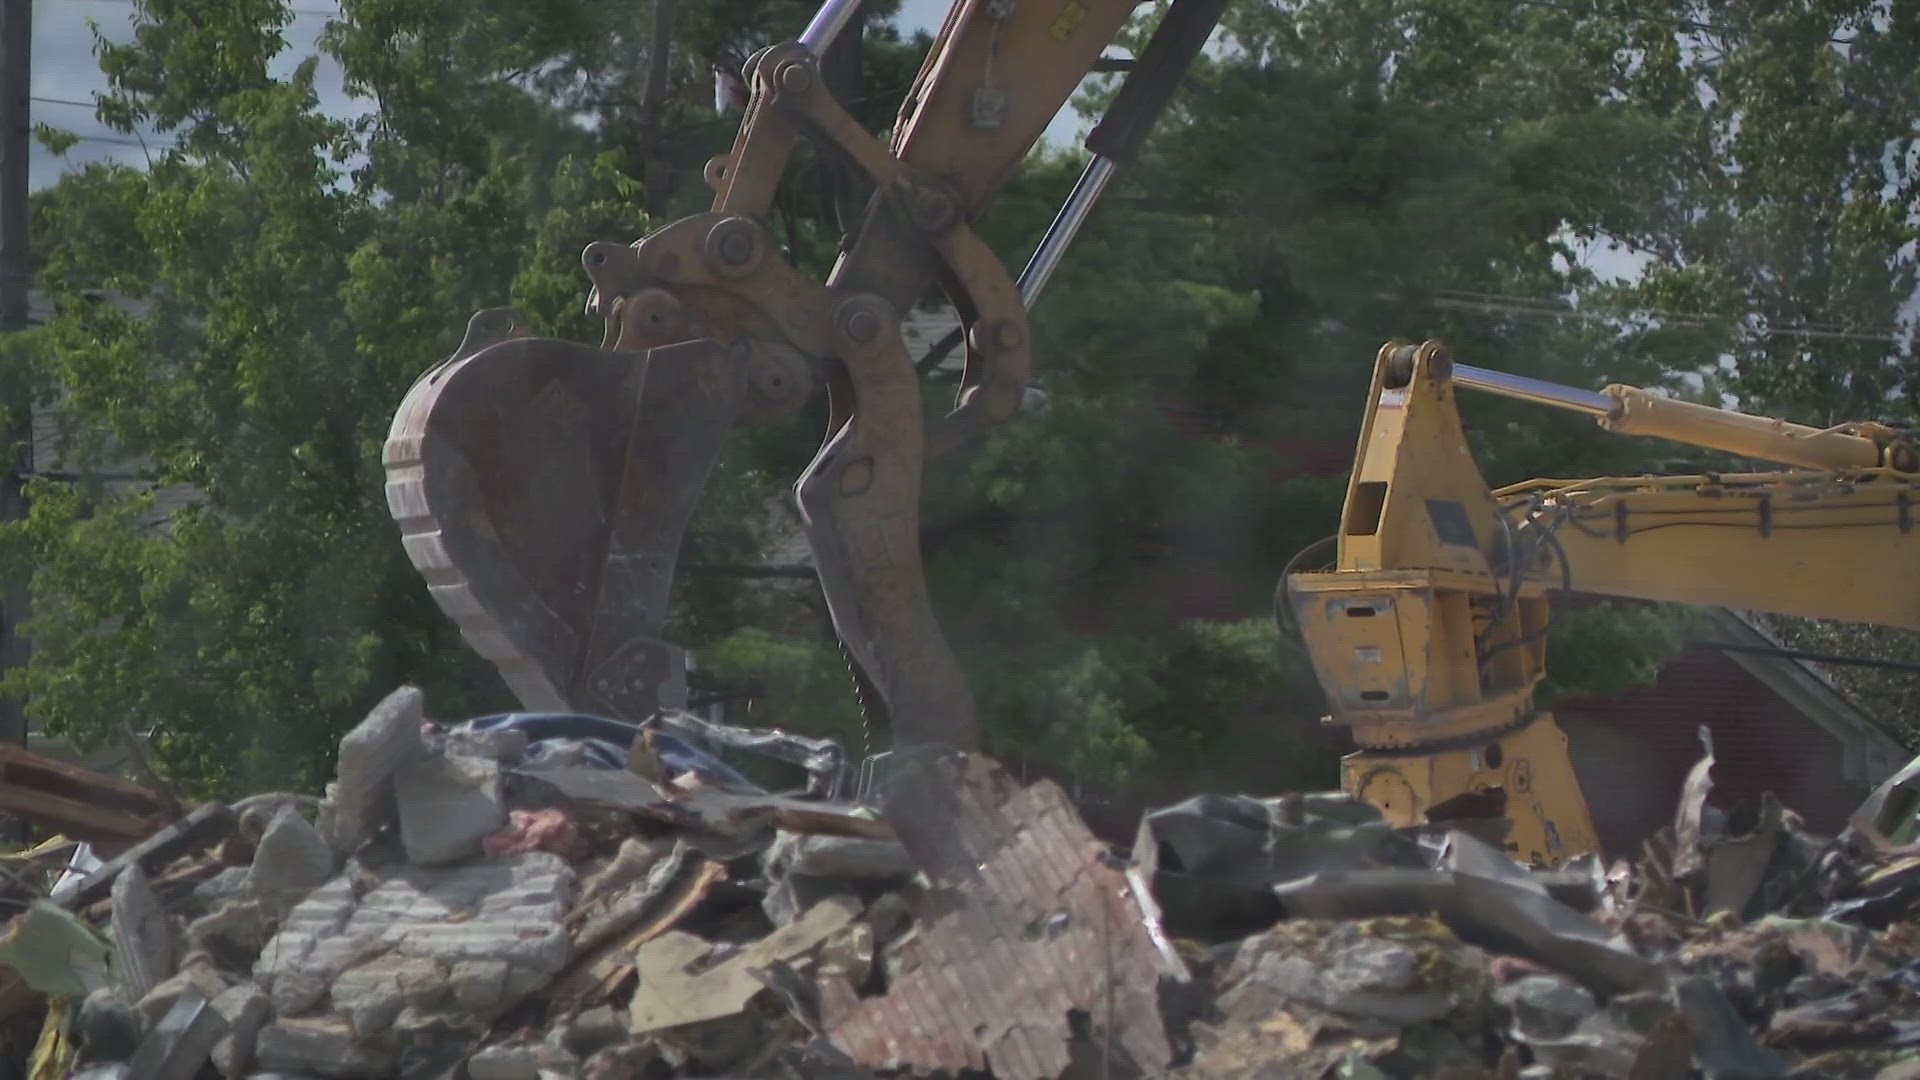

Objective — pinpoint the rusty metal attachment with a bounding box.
[381,0,1225,753]
[703,217,764,277]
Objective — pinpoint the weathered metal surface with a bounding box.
[381,0,1147,755]
[1847,751,1920,858]
[821,753,1183,1078]
[652,708,850,794]
[383,327,742,725]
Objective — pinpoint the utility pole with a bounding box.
[638,0,677,216]
[0,0,33,753]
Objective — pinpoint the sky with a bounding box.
[28,0,1090,191]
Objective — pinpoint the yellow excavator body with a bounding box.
[1286,340,1920,864]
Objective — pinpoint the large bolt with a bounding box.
[836,295,892,348]
[624,288,689,342]
[715,230,753,266]
[1417,340,1454,381]
[777,59,814,94]
[743,342,813,419]
[844,309,882,345]
[705,218,761,275]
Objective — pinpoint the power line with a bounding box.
[25,97,176,148]
[1435,287,1916,337]
[65,133,176,150]
[1430,297,1914,346]
[1427,288,1917,345]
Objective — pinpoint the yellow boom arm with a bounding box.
[1284,340,1920,866]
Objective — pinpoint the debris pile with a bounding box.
[2,697,1919,1079]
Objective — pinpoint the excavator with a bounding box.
[1281,339,1920,866]
[382,0,1227,757]
[380,0,1918,869]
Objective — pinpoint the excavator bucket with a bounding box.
[382,310,745,724]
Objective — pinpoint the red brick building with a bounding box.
[1557,606,1910,859]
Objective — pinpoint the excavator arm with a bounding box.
[384,0,1224,759]
[1284,340,1920,866]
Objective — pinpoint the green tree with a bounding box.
[1591,0,1920,745]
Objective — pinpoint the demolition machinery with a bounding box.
[1282,340,1920,866]
[380,0,1917,868]
[382,0,1226,758]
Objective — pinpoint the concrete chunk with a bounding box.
[126,990,229,1080]
[188,899,278,961]
[254,1018,397,1078]
[253,854,574,1027]
[447,725,530,764]
[449,958,522,1012]
[249,808,335,915]
[393,752,506,866]
[137,954,233,1031]
[194,866,254,907]
[319,686,427,859]
[209,983,271,1078]
[328,964,406,1038]
[466,1044,540,1080]
[1496,974,1599,1042]
[112,864,180,1001]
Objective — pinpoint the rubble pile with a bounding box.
[1,696,1918,1079]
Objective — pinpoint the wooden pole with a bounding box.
[0,0,33,752]
[639,0,678,217]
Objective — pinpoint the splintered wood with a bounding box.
[821,754,1182,1079]
[0,742,175,844]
